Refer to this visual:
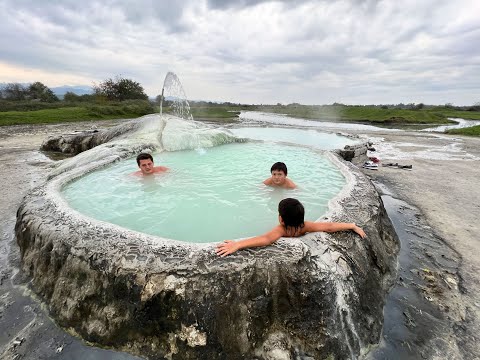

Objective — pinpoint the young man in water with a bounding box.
[216,198,366,257]
[133,152,169,176]
[263,162,296,189]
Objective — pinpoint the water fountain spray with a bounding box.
[160,72,193,121]
[159,87,165,117]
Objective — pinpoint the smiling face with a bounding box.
[138,158,154,175]
[271,169,287,186]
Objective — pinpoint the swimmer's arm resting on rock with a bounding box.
[303,221,366,238]
[215,222,366,257]
[216,225,284,257]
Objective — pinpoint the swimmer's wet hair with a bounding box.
[136,152,153,166]
[271,162,288,175]
[278,198,305,232]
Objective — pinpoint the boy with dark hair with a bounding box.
[263,162,296,189]
[133,152,169,176]
[216,198,365,257]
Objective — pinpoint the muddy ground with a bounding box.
[0,120,479,359]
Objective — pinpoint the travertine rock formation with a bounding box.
[17,115,399,359]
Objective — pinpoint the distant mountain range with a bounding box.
[0,83,93,97]
[50,85,93,96]
[51,87,182,100]
[0,84,197,101]
[51,86,171,99]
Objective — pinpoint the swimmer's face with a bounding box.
[138,159,154,175]
[271,170,287,185]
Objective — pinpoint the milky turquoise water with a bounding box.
[62,141,346,243]
[229,127,358,149]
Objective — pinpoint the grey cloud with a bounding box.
[1,0,194,34]
[206,0,382,12]
[0,0,479,105]
[206,0,312,10]
[108,0,194,33]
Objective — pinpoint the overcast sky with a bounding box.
[0,0,479,105]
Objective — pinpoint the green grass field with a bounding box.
[190,106,240,121]
[186,104,480,125]
[446,125,480,136]
[0,107,137,126]
[163,103,261,123]
[1,102,479,135]
[255,105,480,124]
[0,101,154,126]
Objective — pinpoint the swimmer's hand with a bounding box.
[216,240,239,257]
[216,228,283,257]
[353,225,366,239]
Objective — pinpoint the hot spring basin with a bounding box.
[15,115,399,359]
[62,142,346,243]
[228,126,359,150]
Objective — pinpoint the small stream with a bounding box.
[239,111,480,134]
[364,181,462,359]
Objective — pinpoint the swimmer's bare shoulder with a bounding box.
[285,178,296,189]
[131,166,169,176]
[153,166,169,173]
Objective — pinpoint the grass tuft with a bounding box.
[446,125,480,136]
